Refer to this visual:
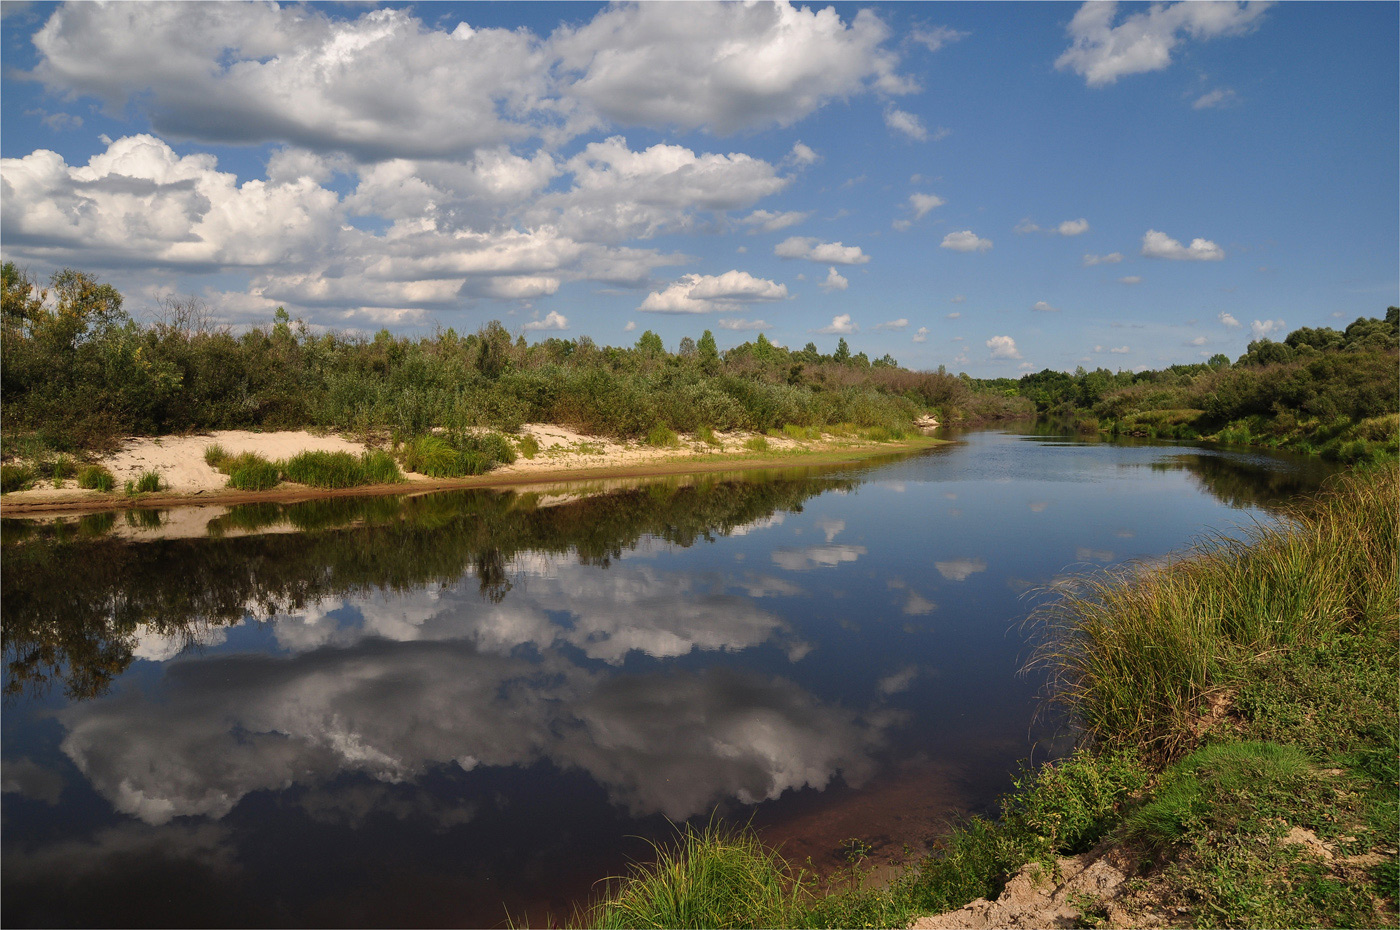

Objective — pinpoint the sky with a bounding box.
[1,1,1396,377]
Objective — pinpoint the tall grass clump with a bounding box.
[281,450,403,488]
[1,463,35,493]
[224,452,281,491]
[517,433,540,459]
[135,469,162,493]
[203,444,229,469]
[77,464,115,492]
[1029,465,1398,759]
[400,432,512,477]
[583,822,810,930]
[646,423,680,448]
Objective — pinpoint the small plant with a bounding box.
[225,453,281,491]
[203,444,229,469]
[517,433,540,459]
[77,465,115,492]
[743,435,770,453]
[783,423,821,441]
[695,425,721,447]
[134,470,162,493]
[360,449,403,484]
[51,456,77,486]
[646,423,680,448]
[0,464,36,494]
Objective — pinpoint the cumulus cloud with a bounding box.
[940,230,992,253]
[774,236,871,264]
[884,107,928,141]
[1083,252,1123,266]
[815,314,857,335]
[523,310,568,331]
[986,335,1021,359]
[1119,275,1142,285]
[1056,1,1272,87]
[772,544,866,571]
[1141,229,1225,261]
[819,267,849,292]
[1219,312,1241,327]
[1250,318,1285,338]
[1032,300,1059,313]
[874,318,908,331]
[908,192,945,220]
[1187,336,1208,346]
[934,557,987,581]
[1109,345,1130,354]
[786,142,819,166]
[554,1,910,135]
[639,270,788,313]
[912,326,930,343]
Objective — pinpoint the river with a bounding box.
[0,428,1337,927]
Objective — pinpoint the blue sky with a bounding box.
[2,1,1396,376]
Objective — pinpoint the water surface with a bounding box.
[1,429,1337,927]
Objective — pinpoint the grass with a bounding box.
[400,432,514,477]
[782,424,822,442]
[203,443,229,468]
[743,435,770,453]
[695,425,721,447]
[77,464,115,491]
[1,463,36,493]
[646,423,681,448]
[133,470,162,493]
[50,455,77,487]
[581,822,810,930]
[281,450,404,489]
[225,453,281,491]
[517,433,540,459]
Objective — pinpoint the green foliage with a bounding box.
[225,453,281,491]
[743,435,770,453]
[359,449,403,484]
[77,465,115,492]
[583,822,809,930]
[517,433,540,459]
[203,444,229,468]
[646,423,680,448]
[1,464,36,493]
[695,425,720,447]
[133,470,162,493]
[281,450,393,489]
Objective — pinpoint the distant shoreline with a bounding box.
[0,427,943,517]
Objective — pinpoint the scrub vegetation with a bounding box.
[573,466,1398,928]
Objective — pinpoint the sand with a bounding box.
[2,423,938,514]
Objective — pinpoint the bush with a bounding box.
[646,423,680,448]
[77,465,115,491]
[1,464,35,493]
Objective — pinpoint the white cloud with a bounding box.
[1032,300,1059,313]
[1057,218,1090,236]
[912,25,969,52]
[949,294,966,303]
[1119,275,1142,285]
[1141,229,1225,261]
[774,236,871,264]
[1083,252,1123,266]
[717,318,770,331]
[912,326,930,343]
[523,310,569,331]
[786,142,819,166]
[986,335,1021,359]
[1193,87,1240,109]
[940,230,992,253]
[624,320,637,332]
[741,209,810,233]
[1250,318,1286,339]
[815,314,857,335]
[1056,1,1272,87]
[1219,312,1241,327]
[946,311,961,319]
[819,267,849,292]
[909,192,945,220]
[874,318,908,331]
[639,270,788,313]
[554,1,911,134]
[1110,345,1130,353]
[934,557,987,581]
[772,544,866,571]
[1187,336,1208,346]
[884,107,927,141]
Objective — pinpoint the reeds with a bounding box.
[281,450,404,488]
[1029,465,1398,758]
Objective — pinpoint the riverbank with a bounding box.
[578,465,1399,929]
[0,424,943,515]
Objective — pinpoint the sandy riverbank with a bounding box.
[1,423,941,515]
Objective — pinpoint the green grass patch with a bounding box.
[281,450,404,488]
[225,453,281,491]
[1,464,36,494]
[50,455,77,486]
[77,464,115,492]
[695,425,721,447]
[743,435,770,453]
[646,423,680,448]
[204,443,229,468]
[782,423,822,441]
[517,433,540,459]
[133,470,162,494]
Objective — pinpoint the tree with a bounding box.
[635,329,665,357]
[697,329,720,374]
[834,337,850,363]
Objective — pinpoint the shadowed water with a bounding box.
[1,429,1337,927]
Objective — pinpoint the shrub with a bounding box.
[77,465,115,492]
[460,430,517,467]
[0,464,35,493]
[646,423,680,448]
